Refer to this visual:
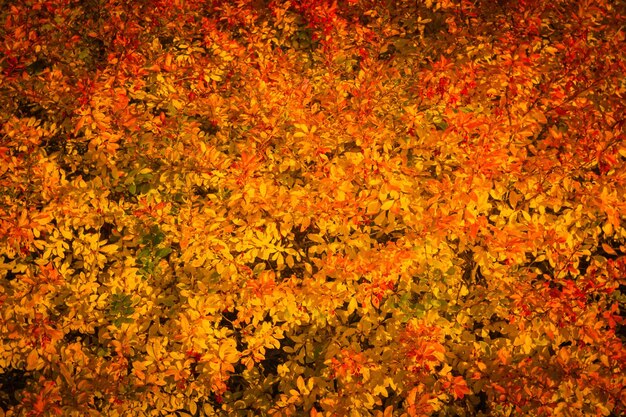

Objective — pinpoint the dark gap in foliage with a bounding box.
[281,262,310,280]
[359,337,374,350]
[260,348,288,376]
[26,58,50,75]
[373,231,402,245]
[226,361,247,394]
[54,302,70,319]
[0,368,31,409]
[577,256,591,277]
[3,261,17,281]
[199,120,220,136]
[207,391,223,409]
[291,226,320,251]
[192,185,218,198]
[81,37,108,70]
[489,329,505,340]
[99,222,116,242]
[472,390,489,414]
[377,44,396,61]
[346,310,361,326]
[460,249,486,287]
[371,387,399,413]
[259,337,295,377]
[219,310,238,330]
[15,98,46,119]
[64,329,94,344]
[158,35,175,48]
[42,133,66,155]
[75,141,89,156]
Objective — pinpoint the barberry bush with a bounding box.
[1,0,625,416]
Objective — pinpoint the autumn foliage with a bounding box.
[1,0,626,416]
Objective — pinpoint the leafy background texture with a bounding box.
[0,0,625,416]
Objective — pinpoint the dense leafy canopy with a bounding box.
[1,0,625,416]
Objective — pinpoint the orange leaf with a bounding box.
[452,376,471,399]
[602,243,617,256]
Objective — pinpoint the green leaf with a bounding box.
[155,247,173,259]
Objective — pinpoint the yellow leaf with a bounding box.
[600,355,609,367]
[26,349,40,370]
[522,336,533,354]
[146,341,156,360]
[404,105,417,116]
[381,200,394,211]
[348,297,358,315]
[100,244,118,254]
[188,401,197,416]
[297,376,306,392]
[298,124,309,133]
[219,342,239,363]
[60,228,73,240]
[33,213,52,225]
[300,217,311,231]
[367,200,381,215]
[489,188,502,200]
[171,99,183,109]
[373,385,388,397]
[308,234,325,244]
